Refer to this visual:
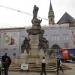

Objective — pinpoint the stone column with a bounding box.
[27,28,44,64]
[29,34,40,56]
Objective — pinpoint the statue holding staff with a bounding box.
[33,5,39,19]
[32,5,42,25]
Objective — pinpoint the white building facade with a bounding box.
[0,24,75,58]
[43,24,74,49]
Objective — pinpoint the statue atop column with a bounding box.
[32,5,42,25]
[33,5,39,19]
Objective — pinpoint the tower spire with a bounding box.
[48,0,55,25]
[50,0,53,12]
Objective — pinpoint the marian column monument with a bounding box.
[27,5,44,63]
[20,5,56,65]
[11,5,57,72]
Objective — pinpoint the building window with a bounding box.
[51,36,60,41]
[64,42,69,48]
[64,36,69,41]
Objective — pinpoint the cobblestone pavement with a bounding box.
[9,72,56,75]
[7,63,75,75]
[8,70,74,75]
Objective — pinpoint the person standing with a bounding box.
[40,57,46,75]
[1,53,11,75]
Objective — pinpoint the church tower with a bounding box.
[48,0,55,25]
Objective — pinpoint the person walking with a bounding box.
[1,53,11,75]
[0,60,2,75]
[57,58,64,75]
[40,57,46,75]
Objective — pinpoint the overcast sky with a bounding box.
[0,0,75,28]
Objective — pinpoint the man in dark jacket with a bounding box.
[2,53,11,75]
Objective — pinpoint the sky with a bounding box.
[0,0,75,28]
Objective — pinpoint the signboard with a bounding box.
[68,49,75,60]
[0,31,20,57]
[2,32,19,47]
[0,28,28,58]
[21,64,28,70]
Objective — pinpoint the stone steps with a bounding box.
[28,63,57,72]
[9,63,57,72]
[9,63,71,72]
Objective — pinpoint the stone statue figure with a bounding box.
[33,5,39,19]
[21,37,30,54]
[39,36,49,53]
[32,5,42,25]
